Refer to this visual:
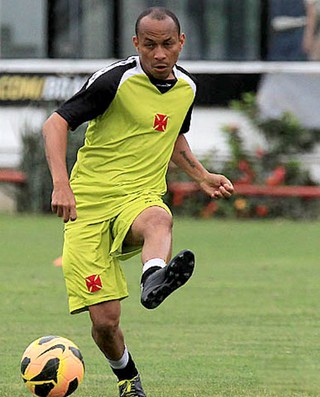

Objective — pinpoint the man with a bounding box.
[304,0,320,60]
[42,7,234,397]
[268,0,308,61]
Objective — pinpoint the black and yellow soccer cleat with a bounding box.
[118,374,146,397]
[141,249,195,310]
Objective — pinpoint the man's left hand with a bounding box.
[199,173,234,199]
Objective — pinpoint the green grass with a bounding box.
[1,214,320,396]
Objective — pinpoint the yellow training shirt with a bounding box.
[57,56,197,222]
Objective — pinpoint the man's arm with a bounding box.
[42,112,77,222]
[303,1,317,56]
[171,134,234,199]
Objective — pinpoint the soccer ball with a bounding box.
[20,335,85,397]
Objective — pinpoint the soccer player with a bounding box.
[42,7,234,397]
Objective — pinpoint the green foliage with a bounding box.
[230,92,320,155]
[17,131,52,212]
[167,93,320,220]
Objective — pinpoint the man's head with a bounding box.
[133,7,185,80]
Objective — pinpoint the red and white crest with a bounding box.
[153,113,168,132]
[85,274,102,293]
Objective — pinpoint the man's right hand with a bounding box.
[51,183,77,223]
[42,112,76,223]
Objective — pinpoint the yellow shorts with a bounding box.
[62,194,171,314]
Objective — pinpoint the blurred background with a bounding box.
[1,0,320,219]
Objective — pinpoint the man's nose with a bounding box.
[154,45,166,59]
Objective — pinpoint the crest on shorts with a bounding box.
[85,274,102,293]
[153,113,168,132]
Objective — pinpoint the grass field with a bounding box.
[1,213,320,397]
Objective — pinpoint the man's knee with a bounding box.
[89,301,121,342]
[131,206,172,239]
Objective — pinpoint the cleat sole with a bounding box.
[141,250,195,309]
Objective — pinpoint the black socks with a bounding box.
[112,353,138,381]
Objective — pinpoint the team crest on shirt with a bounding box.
[85,274,102,293]
[153,113,168,132]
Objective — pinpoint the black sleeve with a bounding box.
[177,70,198,135]
[179,103,194,134]
[56,64,130,130]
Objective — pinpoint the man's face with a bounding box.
[133,16,185,80]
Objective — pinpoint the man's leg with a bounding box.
[126,206,195,309]
[126,206,173,264]
[89,300,124,362]
[89,300,145,396]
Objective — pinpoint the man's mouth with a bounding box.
[153,65,168,71]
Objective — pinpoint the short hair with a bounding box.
[135,7,181,36]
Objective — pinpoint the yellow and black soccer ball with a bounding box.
[21,335,85,397]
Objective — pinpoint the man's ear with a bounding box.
[179,33,186,51]
[132,35,139,51]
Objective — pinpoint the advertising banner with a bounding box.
[0,73,88,105]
